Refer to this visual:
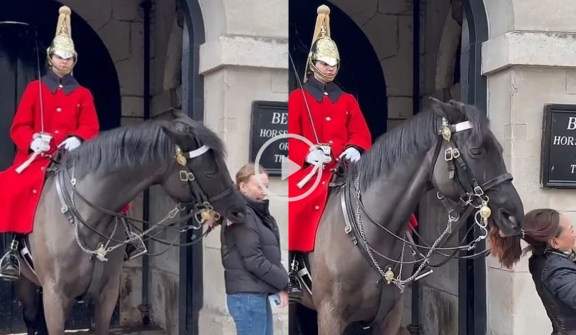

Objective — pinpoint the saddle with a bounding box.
[46,148,66,175]
[328,159,350,192]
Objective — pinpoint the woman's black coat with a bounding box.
[530,249,576,335]
[221,197,288,294]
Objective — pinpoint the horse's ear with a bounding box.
[161,124,187,145]
[169,108,186,120]
[428,97,464,123]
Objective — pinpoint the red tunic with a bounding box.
[0,76,100,234]
[288,79,372,252]
[288,79,419,252]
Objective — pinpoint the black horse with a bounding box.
[293,98,524,334]
[15,110,246,334]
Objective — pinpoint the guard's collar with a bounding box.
[303,77,343,103]
[42,70,80,95]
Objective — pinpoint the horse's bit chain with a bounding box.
[353,177,452,293]
[58,144,218,262]
[68,164,192,261]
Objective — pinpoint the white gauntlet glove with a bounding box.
[59,136,82,151]
[306,147,332,165]
[339,147,361,163]
[30,133,51,153]
[305,149,323,165]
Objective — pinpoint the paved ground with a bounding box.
[10,326,166,335]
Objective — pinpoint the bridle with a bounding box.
[172,143,235,224]
[55,142,232,261]
[342,116,518,292]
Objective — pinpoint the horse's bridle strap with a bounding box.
[179,145,233,204]
[187,145,209,158]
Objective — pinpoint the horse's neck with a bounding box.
[359,152,432,238]
[71,164,162,219]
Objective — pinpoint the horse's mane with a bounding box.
[347,102,491,191]
[62,118,226,179]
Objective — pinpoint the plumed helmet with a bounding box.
[47,6,77,63]
[305,5,340,82]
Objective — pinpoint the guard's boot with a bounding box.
[288,255,304,303]
[0,238,20,281]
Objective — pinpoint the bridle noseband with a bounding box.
[173,144,234,224]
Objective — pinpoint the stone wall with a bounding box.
[330,0,414,130]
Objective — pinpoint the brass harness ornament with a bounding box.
[174,146,220,224]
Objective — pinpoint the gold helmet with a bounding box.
[305,5,340,83]
[47,6,77,65]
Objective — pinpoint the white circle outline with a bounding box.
[254,133,323,202]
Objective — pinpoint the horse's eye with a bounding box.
[206,173,217,179]
[469,147,484,156]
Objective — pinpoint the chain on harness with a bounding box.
[348,116,501,293]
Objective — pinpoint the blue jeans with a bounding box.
[227,293,273,335]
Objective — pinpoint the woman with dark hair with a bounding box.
[524,208,576,334]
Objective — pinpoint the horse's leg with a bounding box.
[16,277,40,335]
[375,298,404,335]
[42,286,75,334]
[317,303,348,335]
[94,274,121,335]
[36,290,49,335]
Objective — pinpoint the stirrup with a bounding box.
[288,273,303,303]
[0,251,20,281]
[126,232,147,260]
[288,286,304,304]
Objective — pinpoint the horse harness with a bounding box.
[337,117,514,328]
[29,143,224,300]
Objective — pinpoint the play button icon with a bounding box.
[254,133,324,202]
[281,156,301,180]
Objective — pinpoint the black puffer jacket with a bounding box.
[529,249,576,335]
[221,196,288,294]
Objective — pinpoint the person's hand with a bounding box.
[30,136,50,153]
[339,147,361,162]
[59,136,82,151]
[305,149,324,165]
[279,290,288,308]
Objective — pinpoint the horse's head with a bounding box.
[428,97,524,268]
[158,110,246,225]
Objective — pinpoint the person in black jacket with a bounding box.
[524,208,576,335]
[221,163,289,335]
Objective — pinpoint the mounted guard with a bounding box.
[286,4,419,303]
[0,6,143,281]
